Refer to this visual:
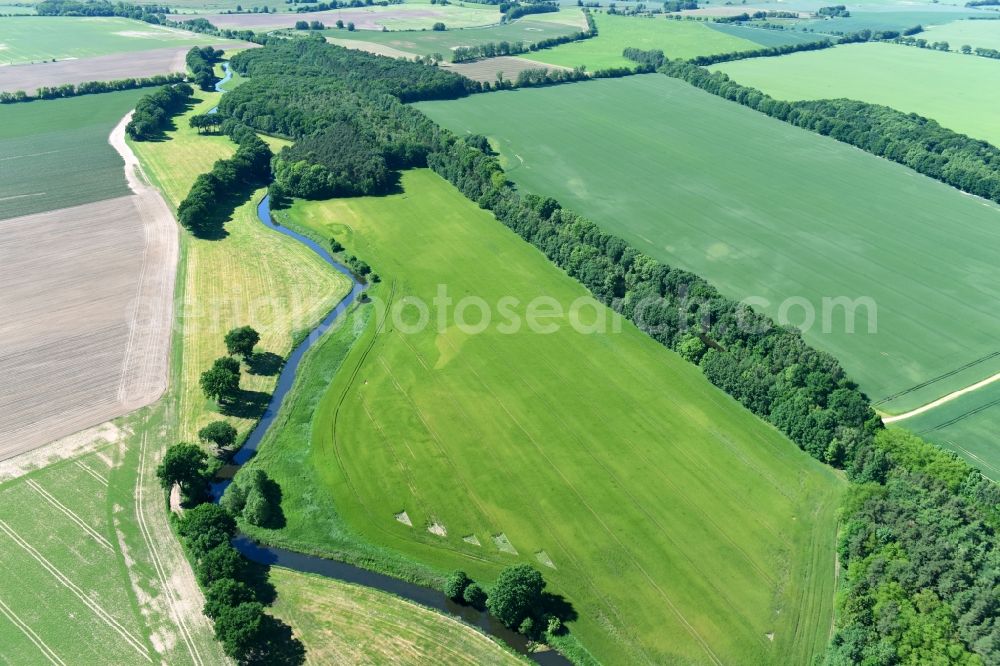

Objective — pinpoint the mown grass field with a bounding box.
[522,13,762,69]
[901,386,1000,480]
[0,16,231,64]
[0,89,144,220]
[713,42,1000,146]
[417,75,1000,415]
[130,88,350,443]
[323,17,581,61]
[245,168,845,665]
[922,17,1000,50]
[269,568,526,664]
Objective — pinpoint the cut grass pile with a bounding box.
[416,75,1000,414]
[712,42,1000,146]
[900,385,1000,480]
[0,89,144,219]
[521,13,761,69]
[268,568,525,664]
[0,16,234,64]
[322,17,581,61]
[922,17,1000,50]
[130,89,350,442]
[245,168,845,664]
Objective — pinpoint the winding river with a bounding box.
[208,63,570,665]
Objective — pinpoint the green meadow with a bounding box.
[922,17,1000,50]
[0,17,231,64]
[323,18,581,61]
[417,75,1000,414]
[901,385,1000,480]
[0,89,145,219]
[713,42,1000,146]
[239,168,845,665]
[522,13,762,69]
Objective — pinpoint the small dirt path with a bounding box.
[882,371,1000,423]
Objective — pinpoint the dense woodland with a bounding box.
[210,39,999,665]
[125,82,193,140]
[187,46,223,91]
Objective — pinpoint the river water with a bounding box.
[207,62,571,665]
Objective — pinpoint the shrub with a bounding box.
[463,582,487,609]
[444,571,470,600]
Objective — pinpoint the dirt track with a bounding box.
[0,114,177,459]
[0,43,246,93]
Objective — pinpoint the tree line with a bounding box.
[125,82,193,141]
[452,9,597,63]
[176,121,272,237]
[503,0,559,21]
[0,72,185,105]
[632,51,1000,207]
[187,45,224,91]
[208,39,998,663]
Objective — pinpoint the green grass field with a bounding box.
[900,386,1000,480]
[241,168,845,664]
[705,21,832,46]
[130,89,350,442]
[417,75,1000,415]
[0,89,145,220]
[0,16,234,64]
[712,42,1000,147]
[792,7,982,33]
[269,568,526,664]
[918,17,1000,50]
[321,18,581,61]
[521,13,762,69]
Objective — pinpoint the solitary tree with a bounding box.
[432,21,446,30]
[464,582,487,609]
[199,420,238,453]
[486,564,545,629]
[156,443,215,504]
[225,326,260,359]
[200,356,241,404]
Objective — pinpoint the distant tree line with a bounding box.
[452,9,596,63]
[187,45,224,91]
[177,122,272,236]
[713,9,798,23]
[684,38,834,66]
[502,0,558,21]
[817,4,850,17]
[125,82,193,141]
[662,0,698,11]
[0,72,185,104]
[629,50,1000,206]
[36,0,171,20]
[965,0,999,6]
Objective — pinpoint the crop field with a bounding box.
[0,89,144,219]
[0,17,235,64]
[191,2,500,30]
[920,17,1000,50]
[323,17,582,61]
[712,42,1000,147]
[417,75,1000,415]
[242,168,845,665]
[791,7,984,33]
[901,386,1000,480]
[442,54,569,81]
[705,21,831,46]
[522,13,767,69]
[130,90,350,442]
[269,568,525,664]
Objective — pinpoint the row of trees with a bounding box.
[685,37,834,66]
[503,1,559,21]
[293,19,324,29]
[0,72,185,104]
[36,0,171,19]
[610,47,1000,665]
[187,46,224,91]
[177,123,272,236]
[125,82,193,141]
[713,9,798,23]
[445,566,570,640]
[643,53,1000,206]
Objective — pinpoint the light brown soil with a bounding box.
[0,43,247,93]
[0,114,177,460]
[441,55,570,83]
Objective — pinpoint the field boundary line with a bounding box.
[0,595,66,666]
[75,460,109,487]
[883,371,1000,423]
[0,519,152,661]
[135,433,205,666]
[24,479,113,550]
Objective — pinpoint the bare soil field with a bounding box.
[326,36,418,59]
[0,43,246,93]
[0,115,177,459]
[441,55,570,82]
